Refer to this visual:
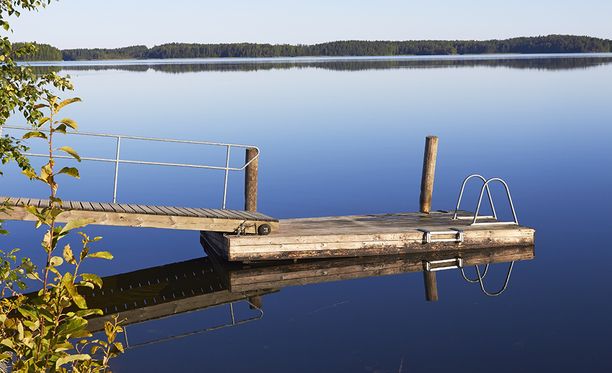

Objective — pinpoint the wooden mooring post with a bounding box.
[245,148,259,212]
[420,136,439,301]
[419,136,439,214]
[423,271,439,302]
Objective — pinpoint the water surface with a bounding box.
[3,55,612,372]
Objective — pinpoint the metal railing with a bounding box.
[1,125,259,208]
[461,262,515,297]
[123,300,264,350]
[452,174,519,226]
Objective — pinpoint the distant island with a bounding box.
[16,35,612,61]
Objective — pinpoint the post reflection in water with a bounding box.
[81,241,534,351]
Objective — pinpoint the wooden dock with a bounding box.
[81,244,534,331]
[0,196,278,234]
[1,135,536,262]
[205,244,534,293]
[201,210,535,261]
[80,256,276,332]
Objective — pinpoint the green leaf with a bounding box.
[62,273,87,309]
[87,251,113,260]
[40,162,53,181]
[17,307,38,320]
[113,341,125,353]
[55,97,82,111]
[69,329,93,338]
[63,244,76,264]
[22,168,39,180]
[49,256,63,267]
[75,308,103,318]
[38,116,50,126]
[58,167,80,178]
[58,118,78,130]
[59,218,93,235]
[58,145,81,161]
[81,273,102,288]
[24,205,41,219]
[55,353,91,368]
[1,338,14,349]
[55,123,67,134]
[22,131,47,140]
[57,316,88,337]
[54,341,74,352]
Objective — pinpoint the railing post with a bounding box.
[112,136,121,203]
[419,135,439,214]
[244,148,259,212]
[222,145,231,209]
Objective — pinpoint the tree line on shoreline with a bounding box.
[16,35,612,61]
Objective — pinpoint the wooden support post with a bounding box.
[245,148,259,212]
[248,295,263,310]
[423,271,439,302]
[419,136,439,214]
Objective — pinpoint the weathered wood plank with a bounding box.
[166,206,194,217]
[183,207,213,218]
[202,244,534,292]
[202,211,535,261]
[146,205,169,215]
[116,203,137,213]
[212,209,236,219]
[0,202,278,233]
[135,204,158,215]
[97,202,117,213]
[73,256,276,332]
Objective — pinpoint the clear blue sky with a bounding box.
[10,0,612,49]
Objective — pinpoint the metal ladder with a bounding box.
[452,174,520,226]
[423,257,515,297]
[460,262,515,297]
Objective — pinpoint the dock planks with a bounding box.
[79,256,275,332]
[0,196,278,234]
[206,245,535,292]
[82,244,534,330]
[202,211,535,261]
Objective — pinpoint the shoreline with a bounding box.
[21,52,612,67]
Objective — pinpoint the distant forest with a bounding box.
[15,35,612,61]
[13,42,63,61]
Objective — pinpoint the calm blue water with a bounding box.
[3,55,612,372]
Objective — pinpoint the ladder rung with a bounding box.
[424,258,464,272]
[455,215,495,220]
[419,228,464,244]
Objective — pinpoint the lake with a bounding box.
[3,54,612,372]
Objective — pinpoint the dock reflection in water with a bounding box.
[83,243,534,350]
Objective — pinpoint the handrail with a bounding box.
[1,125,260,208]
[474,261,515,297]
[472,178,519,225]
[460,262,514,297]
[452,174,497,220]
[452,174,519,226]
[460,264,489,283]
[123,299,264,350]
